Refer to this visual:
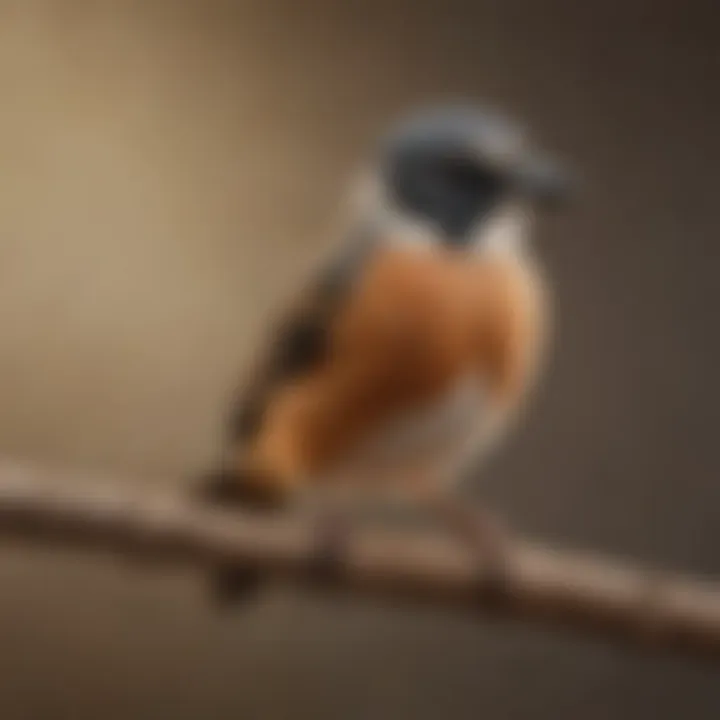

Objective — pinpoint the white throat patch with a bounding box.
[473,202,532,258]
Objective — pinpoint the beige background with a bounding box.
[0,1,718,718]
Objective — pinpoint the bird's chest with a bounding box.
[306,247,548,493]
[320,374,486,490]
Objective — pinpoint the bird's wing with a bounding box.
[225,234,377,446]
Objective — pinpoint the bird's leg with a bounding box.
[434,498,509,570]
[306,496,355,587]
[412,476,513,602]
[436,498,513,603]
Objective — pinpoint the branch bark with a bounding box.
[0,457,718,662]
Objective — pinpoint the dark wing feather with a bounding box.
[227,233,377,444]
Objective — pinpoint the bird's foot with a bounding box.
[434,500,513,604]
[307,507,353,588]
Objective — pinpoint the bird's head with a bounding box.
[360,103,573,252]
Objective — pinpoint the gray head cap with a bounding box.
[382,103,570,204]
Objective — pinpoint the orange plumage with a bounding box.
[226,239,548,502]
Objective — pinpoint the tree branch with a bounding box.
[0,457,718,662]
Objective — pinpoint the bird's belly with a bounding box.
[320,374,486,492]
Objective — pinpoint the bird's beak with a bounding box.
[514,152,573,209]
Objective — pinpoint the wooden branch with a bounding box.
[0,457,719,662]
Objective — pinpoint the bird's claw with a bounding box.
[307,509,352,587]
[434,500,512,604]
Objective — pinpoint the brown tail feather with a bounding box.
[192,467,282,608]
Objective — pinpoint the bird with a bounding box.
[196,102,572,604]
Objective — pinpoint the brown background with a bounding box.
[0,1,718,718]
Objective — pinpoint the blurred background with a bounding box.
[0,1,718,718]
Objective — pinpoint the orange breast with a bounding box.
[249,245,547,485]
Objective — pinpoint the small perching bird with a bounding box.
[198,103,573,602]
